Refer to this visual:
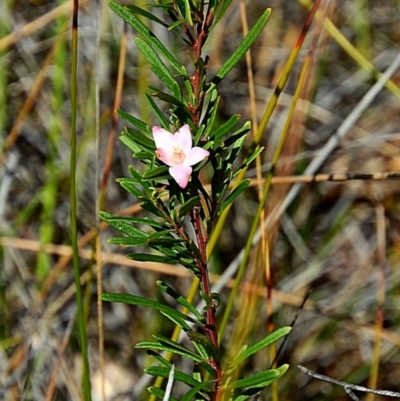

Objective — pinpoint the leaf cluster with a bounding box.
[101,289,291,400]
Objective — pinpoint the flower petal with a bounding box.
[156,148,175,166]
[169,165,192,189]
[174,124,192,154]
[153,126,175,153]
[184,147,210,166]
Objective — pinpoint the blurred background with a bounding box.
[1,0,400,400]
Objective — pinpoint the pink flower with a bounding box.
[152,124,209,189]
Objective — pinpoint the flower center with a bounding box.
[171,145,186,164]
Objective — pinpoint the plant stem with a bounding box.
[191,207,222,399]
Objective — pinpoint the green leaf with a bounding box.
[145,366,201,388]
[177,196,201,217]
[236,146,264,172]
[125,5,169,29]
[142,165,170,180]
[148,87,189,112]
[141,199,166,218]
[128,165,144,182]
[213,8,272,83]
[127,253,177,264]
[107,236,149,246]
[145,94,170,129]
[233,365,289,400]
[147,386,179,401]
[182,0,193,26]
[123,127,156,150]
[218,179,251,215]
[135,37,182,100]
[224,121,251,147]
[200,92,220,140]
[116,178,143,197]
[117,109,151,133]
[230,327,291,368]
[99,212,149,238]
[147,237,184,246]
[133,151,156,162]
[136,340,203,363]
[180,381,213,401]
[187,331,218,360]
[140,335,215,378]
[157,281,204,321]
[226,369,280,390]
[146,350,172,368]
[168,18,187,31]
[107,0,183,73]
[119,132,141,154]
[214,114,241,140]
[101,213,164,229]
[210,0,235,31]
[100,292,202,325]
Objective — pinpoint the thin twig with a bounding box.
[298,365,400,398]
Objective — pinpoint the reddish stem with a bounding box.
[191,207,222,398]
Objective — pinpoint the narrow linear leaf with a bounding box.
[128,165,144,182]
[237,146,264,172]
[153,334,194,352]
[230,327,291,367]
[142,165,170,180]
[180,381,213,401]
[135,37,182,100]
[100,293,202,325]
[117,109,151,133]
[119,133,141,154]
[214,114,241,140]
[147,386,179,401]
[224,121,251,147]
[157,281,204,320]
[143,335,214,378]
[145,366,201,388]
[133,151,155,161]
[218,179,251,216]
[136,340,204,363]
[213,8,272,82]
[177,196,201,217]
[99,212,149,238]
[187,331,218,360]
[117,178,143,197]
[146,350,172,368]
[127,253,177,264]
[108,215,164,229]
[210,0,235,31]
[147,237,184,246]
[107,0,183,73]
[145,94,170,129]
[233,365,289,400]
[125,5,169,28]
[107,236,149,246]
[148,87,188,112]
[182,0,193,26]
[200,91,220,139]
[226,369,280,390]
[168,18,187,31]
[123,127,156,150]
[141,200,167,218]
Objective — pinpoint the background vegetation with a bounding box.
[1,0,400,400]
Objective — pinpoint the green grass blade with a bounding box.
[70,1,92,399]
